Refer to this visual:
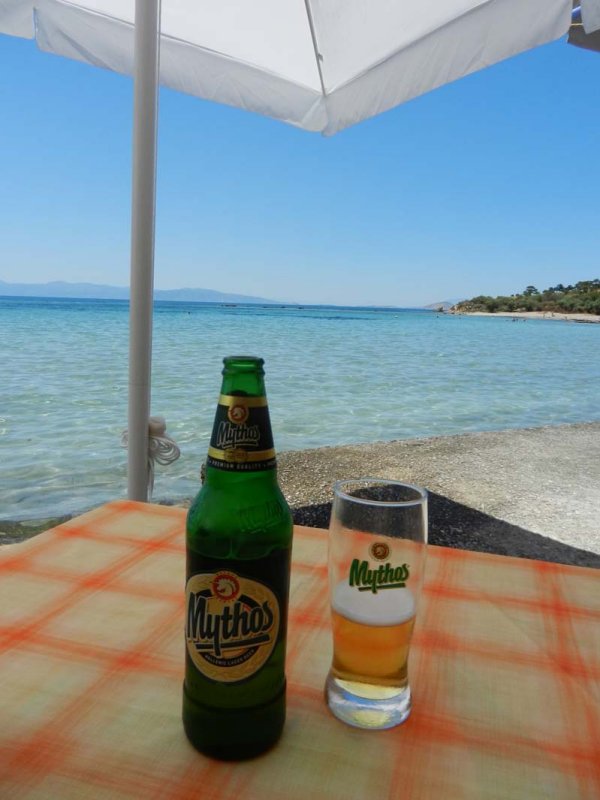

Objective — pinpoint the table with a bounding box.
[0,501,599,799]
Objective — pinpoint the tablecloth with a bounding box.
[0,501,599,799]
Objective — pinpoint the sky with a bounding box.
[1,28,599,307]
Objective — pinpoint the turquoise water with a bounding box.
[1,297,599,521]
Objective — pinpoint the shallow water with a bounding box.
[1,297,599,521]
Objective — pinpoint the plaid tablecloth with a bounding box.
[0,501,598,799]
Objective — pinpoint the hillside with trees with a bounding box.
[453,280,600,315]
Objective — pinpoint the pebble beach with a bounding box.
[4,422,599,571]
[277,422,600,569]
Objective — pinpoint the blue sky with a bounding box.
[1,31,599,306]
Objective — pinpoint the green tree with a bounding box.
[453,278,599,316]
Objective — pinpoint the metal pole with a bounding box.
[128,0,161,501]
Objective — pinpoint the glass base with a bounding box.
[325,672,411,730]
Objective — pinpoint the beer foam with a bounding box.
[332,580,415,627]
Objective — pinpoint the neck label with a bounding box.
[207,394,276,471]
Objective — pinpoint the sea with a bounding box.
[1,296,599,522]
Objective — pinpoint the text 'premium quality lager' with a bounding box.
[183,356,293,760]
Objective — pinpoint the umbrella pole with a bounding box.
[128,0,162,501]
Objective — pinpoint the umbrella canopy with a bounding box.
[1,0,597,501]
[0,0,581,135]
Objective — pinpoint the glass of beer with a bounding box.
[325,478,427,729]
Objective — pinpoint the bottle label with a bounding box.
[206,394,276,472]
[185,571,280,682]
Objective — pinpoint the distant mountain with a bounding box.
[0,280,277,304]
[424,299,465,311]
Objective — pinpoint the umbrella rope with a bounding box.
[121,416,181,499]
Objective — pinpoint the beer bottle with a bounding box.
[183,356,293,760]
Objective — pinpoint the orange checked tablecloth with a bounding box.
[1,501,599,800]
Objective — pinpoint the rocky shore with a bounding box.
[277,423,600,569]
[3,423,599,569]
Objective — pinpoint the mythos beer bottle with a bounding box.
[183,356,293,760]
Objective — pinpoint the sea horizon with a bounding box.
[0,293,433,312]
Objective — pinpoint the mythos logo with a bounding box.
[349,559,410,594]
[185,572,280,682]
[216,420,261,450]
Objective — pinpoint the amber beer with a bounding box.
[331,580,415,688]
[183,356,293,760]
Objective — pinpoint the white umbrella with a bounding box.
[1,0,597,501]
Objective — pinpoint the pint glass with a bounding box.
[326,479,427,729]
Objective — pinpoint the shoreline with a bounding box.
[2,422,599,569]
[449,310,600,323]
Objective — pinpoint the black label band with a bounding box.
[208,395,276,472]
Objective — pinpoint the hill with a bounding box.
[0,280,276,304]
[453,281,600,315]
[424,299,465,311]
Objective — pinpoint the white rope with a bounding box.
[121,416,181,499]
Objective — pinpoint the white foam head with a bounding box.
[332,580,415,627]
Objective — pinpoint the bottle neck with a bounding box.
[220,359,266,397]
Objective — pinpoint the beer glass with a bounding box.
[325,479,427,729]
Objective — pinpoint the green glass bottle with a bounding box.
[183,356,293,760]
